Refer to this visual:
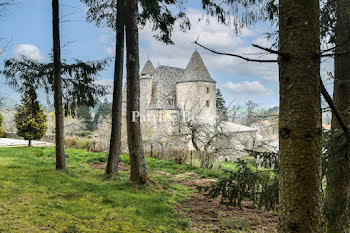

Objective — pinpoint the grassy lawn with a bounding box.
[0,147,199,233]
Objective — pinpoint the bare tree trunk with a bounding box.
[52,0,66,171]
[324,1,350,232]
[28,140,32,147]
[125,0,148,184]
[106,0,125,176]
[278,0,322,232]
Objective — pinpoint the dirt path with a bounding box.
[174,173,277,232]
[89,163,278,232]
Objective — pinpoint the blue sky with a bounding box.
[0,0,334,109]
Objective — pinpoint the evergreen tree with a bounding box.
[15,93,48,147]
[196,1,322,231]
[52,0,66,170]
[3,56,108,170]
[216,88,228,120]
[278,0,322,231]
[126,0,148,184]
[93,100,112,129]
[323,0,350,231]
[76,105,94,131]
[81,0,192,176]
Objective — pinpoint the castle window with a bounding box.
[206,87,209,94]
[206,100,210,107]
[168,98,175,106]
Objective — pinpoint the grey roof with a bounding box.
[178,51,216,84]
[147,66,184,110]
[140,60,155,76]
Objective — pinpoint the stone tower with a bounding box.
[176,51,217,122]
[139,60,155,115]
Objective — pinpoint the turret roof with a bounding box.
[178,51,216,84]
[140,60,155,76]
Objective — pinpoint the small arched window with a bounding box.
[168,98,175,106]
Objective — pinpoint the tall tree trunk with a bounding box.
[324,1,350,232]
[28,140,32,147]
[52,0,66,171]
[278,0,322,232]
[125,0,148,183]
[105,0,125,176]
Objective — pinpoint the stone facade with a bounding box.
[121,51,262,157]
[123,51,217,125]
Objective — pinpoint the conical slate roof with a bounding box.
[140,60,155,76]
[178,51,216,83]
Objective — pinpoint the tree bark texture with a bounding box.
[324,0,350,232]
[125,0,148,183]
[278,0,322,232]
[106,0,125,176]
[52,0,66,171]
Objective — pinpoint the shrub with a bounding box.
[65,136,79,149]
[168,148,189,165]
[64,136,107,152]
[199,150,279,211]
[87,137,109,152]
[15,96,48,146]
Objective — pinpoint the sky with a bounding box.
[0,0,334,109]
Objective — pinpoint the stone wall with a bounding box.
[176,81,216,123]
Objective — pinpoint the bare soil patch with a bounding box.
[89,163,277,232]
[176,177,278,232]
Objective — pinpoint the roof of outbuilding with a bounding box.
[178,51,216,84]
[140,60,155,76]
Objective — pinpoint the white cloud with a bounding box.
[223,81,273,96]
[14,44,43,61]
[104,45,115,56]
[138,9,278,82]
[99,34,111,44]
[98,34,117,56]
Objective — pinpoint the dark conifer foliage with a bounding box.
[93,100,112,129]
[216,88,228,120]
[81,0,190,44]
[15,95,48,147]
[199,150,279,211]
[2,57,108,111]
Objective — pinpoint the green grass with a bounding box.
[87,152,224,179]
[0,147,194,233]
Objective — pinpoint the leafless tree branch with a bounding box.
[320,77,350,143]
[194,40,278,63]
[251,44,288,58]
[321,51,350,57]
